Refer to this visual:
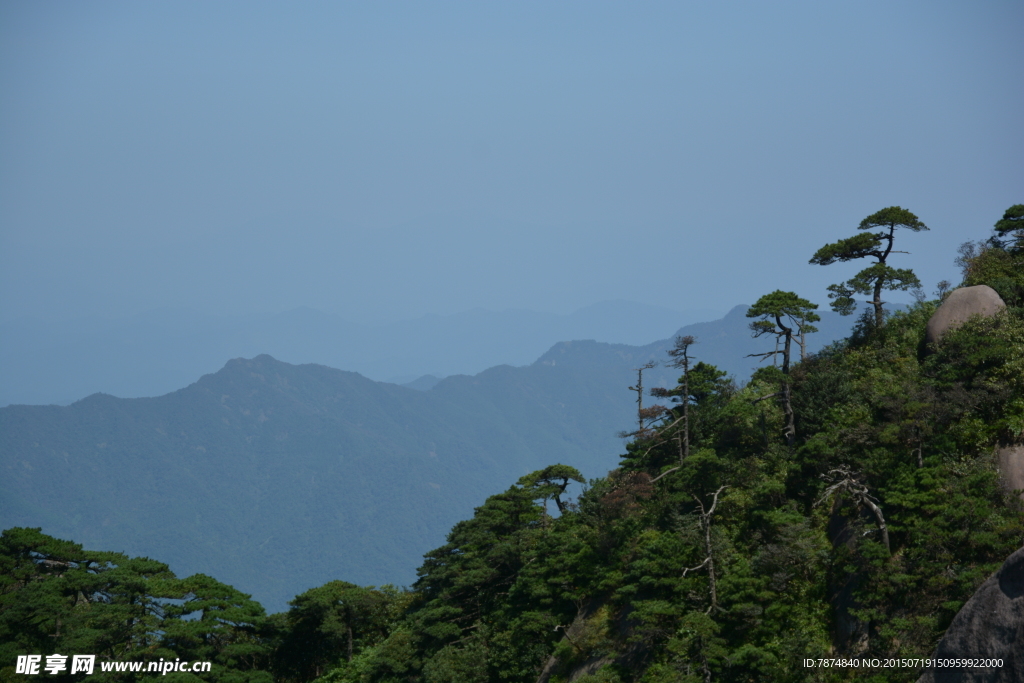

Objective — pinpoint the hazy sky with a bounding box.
[2,1,1021,324]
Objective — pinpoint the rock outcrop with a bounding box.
[917,546,1024,683]
[535,601,613,683]
[997,445,1024,501]
[925,285,1006,346]
[535,601,647,683]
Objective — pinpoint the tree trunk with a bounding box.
[777,315,795,447]
[872,276,885,329]
[872,222,897,329]
[682,355,690,464]
[683,487,726,614]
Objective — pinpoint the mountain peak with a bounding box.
[724,304,751,319]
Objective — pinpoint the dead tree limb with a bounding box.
[666,335,696,465]
[650,466,681,484]
[627,361,658,440]
[816,466,890,554]
[683,485,727,613]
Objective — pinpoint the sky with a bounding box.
[1,1,1021,325]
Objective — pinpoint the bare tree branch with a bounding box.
[816,466,890,554]
[649,466,680,484]
[683,486,727,613]
[682,556,710,577]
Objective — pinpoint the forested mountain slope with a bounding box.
[289,207,1023,683]
[0,307,860,613]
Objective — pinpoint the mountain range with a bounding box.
[0,304,864,613]
[0,301,720,407]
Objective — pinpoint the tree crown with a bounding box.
[746,290,820,337]
[811,206,927,319]
[809,232,883,266]
[857,206,928,233]
[994,203,1024,250]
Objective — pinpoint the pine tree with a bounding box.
[810,206,928,327]
[746,290,819,446]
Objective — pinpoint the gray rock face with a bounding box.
[917,546,1024,683]
[925,286,1006,346]
[997,445,1024,501]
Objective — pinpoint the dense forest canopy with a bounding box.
[3,206,1023,682]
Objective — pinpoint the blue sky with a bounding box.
[2,1,1021,324]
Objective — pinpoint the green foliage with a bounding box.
[0,527,271,683]
[273,582,408,683]
[810,231,888,266]
[811,206,928,322]
[746,291,820,340]
[964,246,1024,308]
[746,291,820,445]
[517,465,585,514]
[342,286,1020,683]
[163,574,272,683]
[993,203,1024,251]
[857,206,929,235]
[959,205,1024,308]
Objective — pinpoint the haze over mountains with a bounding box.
[1,304,870,612]
[0,301,720,407]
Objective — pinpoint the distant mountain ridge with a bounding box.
[402,374,442,391]
[0,300,720,407]
[0,304,864,612]
[2,353,635,613]
[532,303,866,383]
